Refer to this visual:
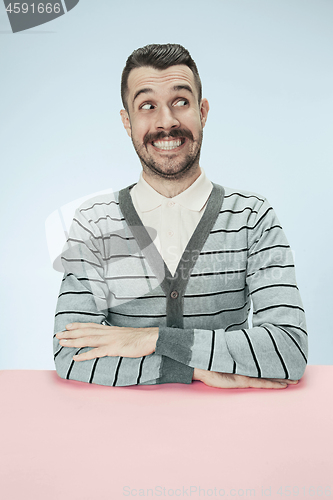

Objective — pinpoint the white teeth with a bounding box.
[153,139,182,150]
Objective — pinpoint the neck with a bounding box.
[142,166,202,198]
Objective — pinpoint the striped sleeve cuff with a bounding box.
[156,327,194,365]
[158,356,194,384]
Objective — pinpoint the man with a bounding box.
[53,44,307,389]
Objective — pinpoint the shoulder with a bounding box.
[76,189,121,216]
[221,185,266,204]
[72,188,126,237]
[212,184,268,211]
[211,185,281,243]
[211,184,276,232]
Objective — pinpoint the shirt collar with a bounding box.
[131,169,213,213]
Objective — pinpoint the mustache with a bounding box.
[144,128,194,146]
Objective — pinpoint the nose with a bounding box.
[154,105,180,131]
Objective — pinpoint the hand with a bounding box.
[56,323,159,362]
[193,368,299,389]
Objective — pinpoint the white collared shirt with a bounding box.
[130,169,213,275]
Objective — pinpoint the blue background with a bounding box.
[0,0,332,369]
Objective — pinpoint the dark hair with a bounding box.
[121,43,202,111]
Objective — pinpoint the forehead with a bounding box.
[127,65,197,99]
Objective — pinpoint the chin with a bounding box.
[144,161,199,181]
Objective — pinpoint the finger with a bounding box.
[66,322,107,330]
[72,348,107,362]
[265,378,299,385]
[59,335,103,348]
[58,326,108,339]
[227,374,289,389]
[56,329,67,338]
[56,331,72,339]
[247,378,288,389]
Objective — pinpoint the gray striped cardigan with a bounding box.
[53,183,308,386]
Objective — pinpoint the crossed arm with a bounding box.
[55,322,299,389]
[54,197,307,388]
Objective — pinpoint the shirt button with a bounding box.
[168,201,175,208]
[168,230,174,237]
[170,290,179,299]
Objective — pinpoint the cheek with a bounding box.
[131,122,148,142]
[183,112,201,130]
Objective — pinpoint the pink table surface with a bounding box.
[1,366,332,500]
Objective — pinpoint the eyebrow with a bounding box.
[132,84,194,107]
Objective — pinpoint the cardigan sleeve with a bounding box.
[155,200,308,381]
[53,207,193,387]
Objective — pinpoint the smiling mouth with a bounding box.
[152,138,185,150]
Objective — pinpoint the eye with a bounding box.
[141,103,155,110]
[174,99,188,107]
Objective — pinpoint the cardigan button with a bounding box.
[170,290,179,299]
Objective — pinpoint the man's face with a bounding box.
[120,65,209,180]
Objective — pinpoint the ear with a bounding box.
[120,109,132,138]
[200,98,209,128]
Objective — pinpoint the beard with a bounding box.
[131,127,203,181]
